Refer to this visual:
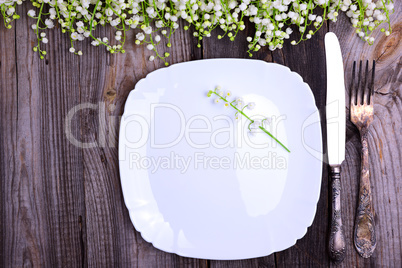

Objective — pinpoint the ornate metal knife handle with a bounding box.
[329,165,346,262]
[354,132,376,258]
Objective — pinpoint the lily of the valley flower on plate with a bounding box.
[207,86,290,153]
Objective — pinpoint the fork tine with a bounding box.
[351,61,357,106]
[356,60,363,105]
[363,60,370,104]
[369,60,376,105]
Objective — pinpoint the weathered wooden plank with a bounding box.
[0,18,18,268]
[328,4,402,267]
[210,257,276,268]
[35,32,86,267]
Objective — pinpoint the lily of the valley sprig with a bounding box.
[207,86,290,153]
[0,0,395,64]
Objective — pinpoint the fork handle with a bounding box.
[329,165,346,263]
[354,131,377,258]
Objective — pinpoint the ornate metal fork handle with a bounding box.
[329,166,346,262]
[354,129,376,257]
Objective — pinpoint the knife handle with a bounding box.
[354,132,376,258]
[329,165,346,263]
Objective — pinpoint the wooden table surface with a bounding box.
[1,2,401,267]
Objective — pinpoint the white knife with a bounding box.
[325,32,346,263]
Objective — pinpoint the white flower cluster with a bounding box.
[209,85,264,119]
[342,0,395,41]
[0,0,395,62]
[207,86,281,145]
[0,0,24,29]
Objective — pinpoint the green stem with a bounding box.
[259,126,290,153]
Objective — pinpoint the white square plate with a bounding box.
[119,59,322,260]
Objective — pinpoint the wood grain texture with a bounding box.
[0,14,17,268]
[0,2,401,268]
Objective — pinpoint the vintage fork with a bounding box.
[350,60,377,258]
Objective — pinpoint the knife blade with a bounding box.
[325,32,347,263]
[326,32,346,166]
